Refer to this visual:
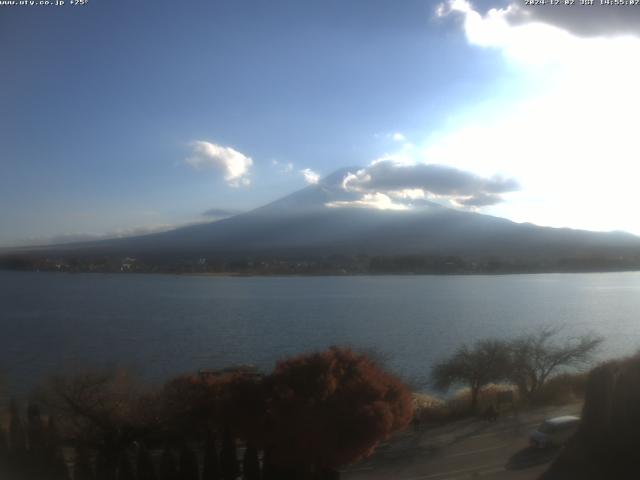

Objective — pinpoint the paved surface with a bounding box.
[343,404,581,480]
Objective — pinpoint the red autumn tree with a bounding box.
[162,374,218,437]
[264,347,413,472]
[162,370,266,442]
[217,373,268,445]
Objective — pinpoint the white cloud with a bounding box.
[326,192,409,211]
[186,141,253,187]
[272,159,294,174]
[429,1,640,234]
[388,189,426,200]
[392,132,406,142]
[301,168,320,185]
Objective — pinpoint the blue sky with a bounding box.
[2,0,640,246]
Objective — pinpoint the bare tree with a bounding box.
[431,339,511,412]
[38,369,158,476]
[508,327,603,400]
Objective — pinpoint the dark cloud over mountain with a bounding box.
[343,161,519,207]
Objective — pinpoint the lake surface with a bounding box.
[1,271,639,396]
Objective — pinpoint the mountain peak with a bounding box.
[254,167,362,214]
[318,166,361,189]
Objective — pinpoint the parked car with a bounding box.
[530,415,580,448]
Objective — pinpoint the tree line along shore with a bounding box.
[4,252,640,275]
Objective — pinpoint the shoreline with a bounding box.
[3,268,640,277]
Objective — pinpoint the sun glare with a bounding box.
[425,1,640,234]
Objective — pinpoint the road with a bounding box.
[343,404,581,480]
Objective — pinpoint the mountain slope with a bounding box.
[17,168,640,263]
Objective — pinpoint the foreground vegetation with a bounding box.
[542,353,640,479]
[413,373,589,427]
[0,330,610,479]
[0,347,413,480]
[429,328,601,413]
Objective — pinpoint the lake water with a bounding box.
[1,271,639,396]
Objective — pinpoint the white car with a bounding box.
[530,415,580,448]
